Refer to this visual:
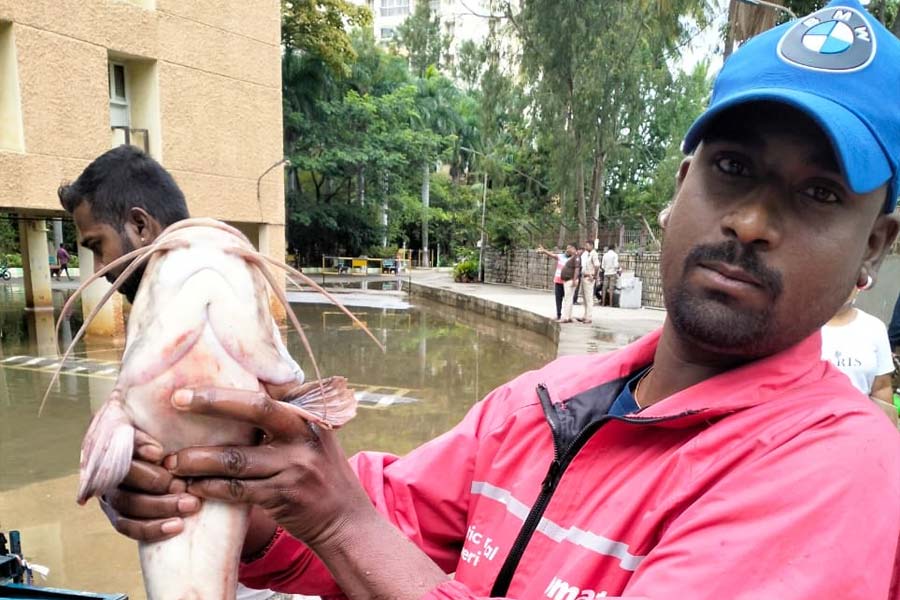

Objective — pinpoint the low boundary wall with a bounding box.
[406,280,559,345]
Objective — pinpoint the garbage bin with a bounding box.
[618,273,642,309]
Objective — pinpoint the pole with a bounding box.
[257,158,289,219]
[738,0,797,20]
[479,171,488,282]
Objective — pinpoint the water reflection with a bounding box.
[0,286,555,597]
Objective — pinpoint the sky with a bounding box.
[677,0,730,76]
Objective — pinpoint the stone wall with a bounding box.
[483,248,665,308]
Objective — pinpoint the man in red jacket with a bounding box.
[101,1,900,598]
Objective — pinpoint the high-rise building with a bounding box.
[352,0,494,67]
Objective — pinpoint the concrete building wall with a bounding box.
[0,0,284,245]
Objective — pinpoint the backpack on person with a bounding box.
[560,255,578,281]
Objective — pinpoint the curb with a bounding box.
[406,281,560,346]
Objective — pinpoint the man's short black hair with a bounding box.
[608,243,615,250]
[58,145,189,228]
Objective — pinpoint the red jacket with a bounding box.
[241,329,900,599]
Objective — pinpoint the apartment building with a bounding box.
[354,0,494,67]
[0,0,285,334]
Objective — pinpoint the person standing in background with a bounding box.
[578,240,600,323]
[821,286,896,424]
[56,243,71,280]
[559,244,580,323]
[537,244,572,321]
[600,243,620,306]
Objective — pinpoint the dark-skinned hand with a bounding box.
[162,384,377,553]
[99,429,200,543]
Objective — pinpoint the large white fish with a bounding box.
[42,218,378,600]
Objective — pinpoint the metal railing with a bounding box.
[321,255,411,275]
[110,126,150,154]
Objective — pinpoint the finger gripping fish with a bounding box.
[47,218,379,600]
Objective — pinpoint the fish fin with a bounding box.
[77,394,135,505]
[280,376,357,429]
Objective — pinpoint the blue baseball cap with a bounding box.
[683,0,900,212]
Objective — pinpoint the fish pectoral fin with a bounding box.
[275,376,357,429]
[78,395,135,505]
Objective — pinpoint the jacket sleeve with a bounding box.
[417,411,900,600]
[239,388,504,595]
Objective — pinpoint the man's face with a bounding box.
[662,104,897,359]
[73,202,145,302]
[566,245,576,256]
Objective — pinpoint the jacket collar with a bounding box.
[607,327,828,425]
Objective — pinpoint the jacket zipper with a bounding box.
[489,383,691,597]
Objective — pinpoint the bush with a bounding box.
[368,245,399,259]
[5,254,21,268]
[453,255,479,283]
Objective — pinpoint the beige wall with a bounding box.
[0,0,284,236]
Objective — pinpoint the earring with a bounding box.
[857,274,873,291]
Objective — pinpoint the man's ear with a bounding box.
[659,157,692,229]
[861,213,899,287]
[128,207,163,246]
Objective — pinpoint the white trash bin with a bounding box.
[617,273,643,309]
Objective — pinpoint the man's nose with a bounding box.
[720,189,784,250]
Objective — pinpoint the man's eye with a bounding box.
[714,156,750,177]
[801,185,841,204]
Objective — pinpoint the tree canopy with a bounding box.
[281,0,716,265]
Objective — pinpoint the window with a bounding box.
[380,27,396,40]
[107,57,156,156]
[381,0,409,17]
[429,0,440,10]
[108,62,129,128]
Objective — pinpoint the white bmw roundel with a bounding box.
[778,6,876,72]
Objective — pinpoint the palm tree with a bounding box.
[413,68,463,266]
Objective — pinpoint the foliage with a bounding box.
[396,1,452,77]
[608,61,711,224]
[783,0,898,30]
[0,216,18,254]
[280,0,716,265]
[508,0,709,243]
[453,251,480,282]
[281,0,372,75]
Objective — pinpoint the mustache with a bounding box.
[684,241,784,298]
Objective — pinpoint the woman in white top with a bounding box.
[821,287,895,423]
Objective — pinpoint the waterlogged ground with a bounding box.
[0,283,554,598]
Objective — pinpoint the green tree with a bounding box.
[505,0,708,243]
[608,62,711,233]
[281,0,372,75]
[396,1,453,76]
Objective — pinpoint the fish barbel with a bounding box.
[42,218,381,599]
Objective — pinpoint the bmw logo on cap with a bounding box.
[777,5,876,72]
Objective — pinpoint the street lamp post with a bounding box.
[479,171,488,283]
[738,0,798,20]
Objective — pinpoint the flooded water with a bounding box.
[0,284,554,598]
